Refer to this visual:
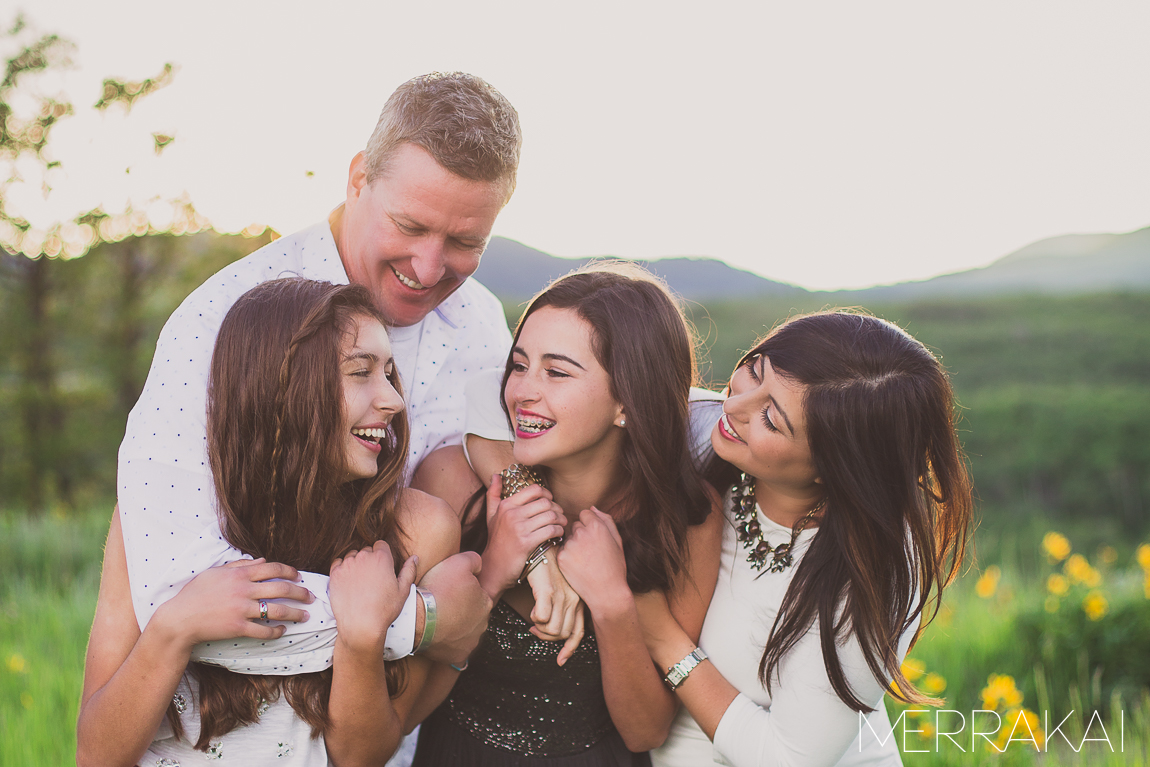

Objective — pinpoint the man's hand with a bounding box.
[527,554,585,666]
[151,558,314,649]
[417,551,491,665]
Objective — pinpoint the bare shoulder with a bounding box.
[397,489,462,577]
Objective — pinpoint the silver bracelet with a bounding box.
[414,587,436,654]
[664,647,708,690]
[518,537,561,584]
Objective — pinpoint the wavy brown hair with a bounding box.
[175,278,410,748]
[463,262,712,592]
[708,310,972,712]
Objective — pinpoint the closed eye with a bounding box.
[744,353,762,382]
[762,407,779,432]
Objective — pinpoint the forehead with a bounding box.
[343,314,392,357]
[373,144,504,230]
[518,306,597,355]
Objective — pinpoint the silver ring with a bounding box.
[259,600,269,621]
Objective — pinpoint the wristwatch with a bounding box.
[664,647,708,690]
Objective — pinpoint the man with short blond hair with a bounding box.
[116,74,521,745]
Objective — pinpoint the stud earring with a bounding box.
[619,418,626,427]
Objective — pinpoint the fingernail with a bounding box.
[301,611,310,622]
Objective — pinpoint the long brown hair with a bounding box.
[181,278,410,747]
[469,262,712,592]
[708,310,972,711]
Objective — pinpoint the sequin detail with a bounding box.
[205,742,223,759]
[156,759,181,767]
[437,600,614,756]
[258,698,271,716]
[173,693,187,714]
[276,742,294,758]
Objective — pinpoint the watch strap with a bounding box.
[664,647,708,690]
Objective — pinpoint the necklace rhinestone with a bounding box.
[731,472,821,573]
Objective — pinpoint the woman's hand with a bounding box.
[151,558,314,650]
[479,474,566,597]
[526,554,586,665]
[557,507,631,615]
[329,541,419,654]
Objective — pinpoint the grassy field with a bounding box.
[3,507,1148,765]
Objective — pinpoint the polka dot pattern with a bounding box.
[117,221,512,673]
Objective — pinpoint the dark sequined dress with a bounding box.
[413,600,650,767]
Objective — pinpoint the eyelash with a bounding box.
[510,361,570,379]
[743,354,779,433]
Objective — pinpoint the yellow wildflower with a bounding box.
[1064,554,1099,585]
[6,654,27,674]
[922,672,947,695]
[976,566,1001,599]
[1043,532,1071,562]
[1046,573,1069,596]
[1137,543,1150,571]
[1083,590,1109,621]
[919,722,936,739]
[901,658,926,682]
[1099,546,1118,565]
[981,674,1023,711]
[1045,595,1060,613]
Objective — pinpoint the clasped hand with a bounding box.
[329,541,418,654]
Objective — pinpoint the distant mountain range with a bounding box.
[474,225,1150,302]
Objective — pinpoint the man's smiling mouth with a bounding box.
[391,265,427,290]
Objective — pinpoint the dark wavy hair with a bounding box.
[470,262,712,592]
[176,278,410,748]
[708,310,972,712]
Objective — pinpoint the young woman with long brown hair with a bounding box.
[641,311,973,767]
[411,264,724,766]
[77,279,461,766]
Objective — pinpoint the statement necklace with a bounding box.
[731,472,821,573]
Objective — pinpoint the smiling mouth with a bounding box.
[516,414,556,435]
[719,413,746,443]
[391,265,427,291]
[352,426,387,446]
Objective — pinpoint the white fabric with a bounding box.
[651,493,918,767]
[117,220,513,673]
[142,676,327,766]
[461,367,724,468]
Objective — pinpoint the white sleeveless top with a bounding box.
[651,491,916,767]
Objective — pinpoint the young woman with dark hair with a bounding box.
[642,310,973,767]
[412,264,724,766]
[77,279,461,766]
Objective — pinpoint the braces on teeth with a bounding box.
[517,417,555,434]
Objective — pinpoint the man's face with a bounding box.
[338,143,506,327]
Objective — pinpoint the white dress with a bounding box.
[139,676,327,766]
[651,492,917,767]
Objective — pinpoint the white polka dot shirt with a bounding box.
[117,221,512,673]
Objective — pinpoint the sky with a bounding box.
[15,0,1150,290]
